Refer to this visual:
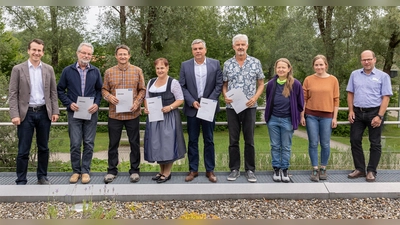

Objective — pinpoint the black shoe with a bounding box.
[152,173,162,181]
[157,174,171,183]
[37,177,50,185]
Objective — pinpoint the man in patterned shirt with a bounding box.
[102,44,146,183]
[222,34,265,183]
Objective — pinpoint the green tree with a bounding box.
[5,6,88,73]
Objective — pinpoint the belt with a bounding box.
[354,106,379,112]
[28,105,46,112]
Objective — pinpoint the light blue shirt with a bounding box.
[28,60,45,106]
[194,58,207,98]
[346,67,393,107]
[223,55,265,108]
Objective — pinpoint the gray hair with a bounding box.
[191,39,206,49]
[77,42,94,54]
[232,34,248,45]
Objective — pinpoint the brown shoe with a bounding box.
[185,171,198,182]
[81,173,91,184]
[69,173,81,183]
[206,171,217,183]
[366,171,376,182]
[347,169,366,179]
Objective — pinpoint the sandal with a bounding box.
[152,173,162,181]
[156,174,171,183]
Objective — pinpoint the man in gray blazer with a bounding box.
[8,38,59,185]
[179,39,223,183]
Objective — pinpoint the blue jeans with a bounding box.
[305,114,332,167]
[107,117,140,175]
[267,115,293,169]
[187,116,215,172]
[226,108,256,172]
[68,111,98,174]
[16,108,51,184]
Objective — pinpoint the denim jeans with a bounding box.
[187,116,216,172]
[267,115,294,169]
[350,107,382,174]
[226,108,256,172]
[305,114,332,167]
[107,117,140,175]
[16,109,51,184]
[68,111,98,174]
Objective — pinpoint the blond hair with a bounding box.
[274,58,294,97]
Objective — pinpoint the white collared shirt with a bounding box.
[194,58,207,98]
[28,60,45,106]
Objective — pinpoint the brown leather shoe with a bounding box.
[81,173,91,184]
[347,169,366,179]
[206,171,217,183]
[366,171,376,182]
[185,171,198,182]
[69,173,80,183]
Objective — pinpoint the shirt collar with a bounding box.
[28,60,42,68]
[117,62,131,71]
[194,57,207,66]
[361,67,376,75]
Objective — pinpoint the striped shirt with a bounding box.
[102,63,146,120]
[76,62,90,96]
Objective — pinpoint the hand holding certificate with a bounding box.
[196,98,217,122]
[73,96,94,120]
[116,88,133,113]
[146,96,164,122]
[225,88,248,114]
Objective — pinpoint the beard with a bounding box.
[79,58,91,65]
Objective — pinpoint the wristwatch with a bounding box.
[377,114,384,120]
[170,106,173,110]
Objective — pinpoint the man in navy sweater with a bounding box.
[57,42,103,184]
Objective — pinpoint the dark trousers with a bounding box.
[226,108,256,172]
[187,116,216,172]
[107,117,140,175]
[350,107,382,174]
[16,109,51,184]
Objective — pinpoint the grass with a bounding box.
[46,118,400,172]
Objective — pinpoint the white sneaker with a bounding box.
[281,169,290,183]
[273,168,281,182]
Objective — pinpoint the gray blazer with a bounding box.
[9,61,60,122]
[179,57,223,117]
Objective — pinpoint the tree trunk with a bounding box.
[119,6,126,44]
[50,6,59,67]
[141,6,156,56]
[383,32,400,75]
[314,6,336,72]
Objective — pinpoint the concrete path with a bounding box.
[51,130,350,163]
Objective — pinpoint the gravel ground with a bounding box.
[1,198,400,219]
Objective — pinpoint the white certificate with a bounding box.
[226,88,248,114]
[73,96,94,120]
[116,88,133,113]
[146,96,164,122]
[196,98,217,122]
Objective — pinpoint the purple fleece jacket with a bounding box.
[264,75,304,130]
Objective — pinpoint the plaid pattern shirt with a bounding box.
[102,63,146,120]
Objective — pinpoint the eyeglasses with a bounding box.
[361,58,373,63]
[79,51,92,56]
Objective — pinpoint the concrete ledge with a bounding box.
[325,182,400,199]
[1,171,400,203]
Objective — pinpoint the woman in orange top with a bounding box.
[300,55,339,182]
